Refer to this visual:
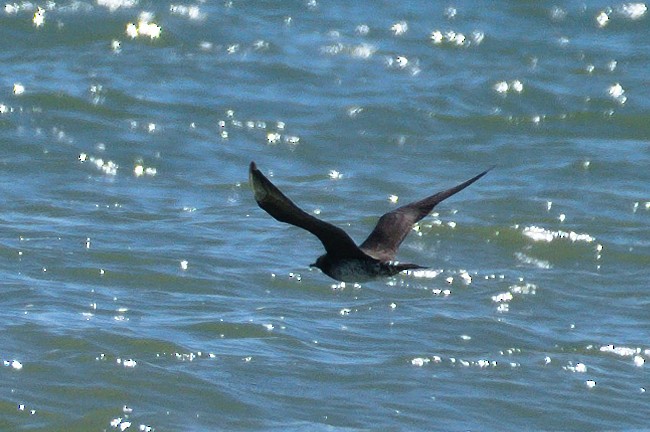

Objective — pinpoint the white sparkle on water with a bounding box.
[97,0,138,11]
[619,2,647,19]
[522,226,595,243]
[411,357,430,367]
[126,14,161,39]
[328,170,342,179]
[267,132,281,144]
[33,7,45,27]
[608,83,627,104]
[390,21,408,35]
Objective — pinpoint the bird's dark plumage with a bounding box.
[249,161,490,282]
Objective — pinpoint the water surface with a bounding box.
[1,1,649,430]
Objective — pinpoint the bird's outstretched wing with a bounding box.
[249,162,367,259]
[360,168,492,261]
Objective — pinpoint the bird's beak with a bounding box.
[309,262,317,268]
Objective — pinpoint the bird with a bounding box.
[249,161,490,282]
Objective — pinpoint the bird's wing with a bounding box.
[249,162,367,259]
[359,168,492,261]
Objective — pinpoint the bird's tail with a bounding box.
[384,262,426,276]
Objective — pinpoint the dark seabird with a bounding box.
[249,161,490,282]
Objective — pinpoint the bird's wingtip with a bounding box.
[475,164,496,180]
[248,161,269,202]
[483,164,497,175]
[249,161,259,192]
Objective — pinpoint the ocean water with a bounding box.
[1,1,649,430]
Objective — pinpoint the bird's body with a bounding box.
[249,161,490,282]
[311,254,424,282]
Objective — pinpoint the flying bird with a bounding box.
[249,161,490,282]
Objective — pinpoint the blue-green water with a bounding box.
[1,1,649,430]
